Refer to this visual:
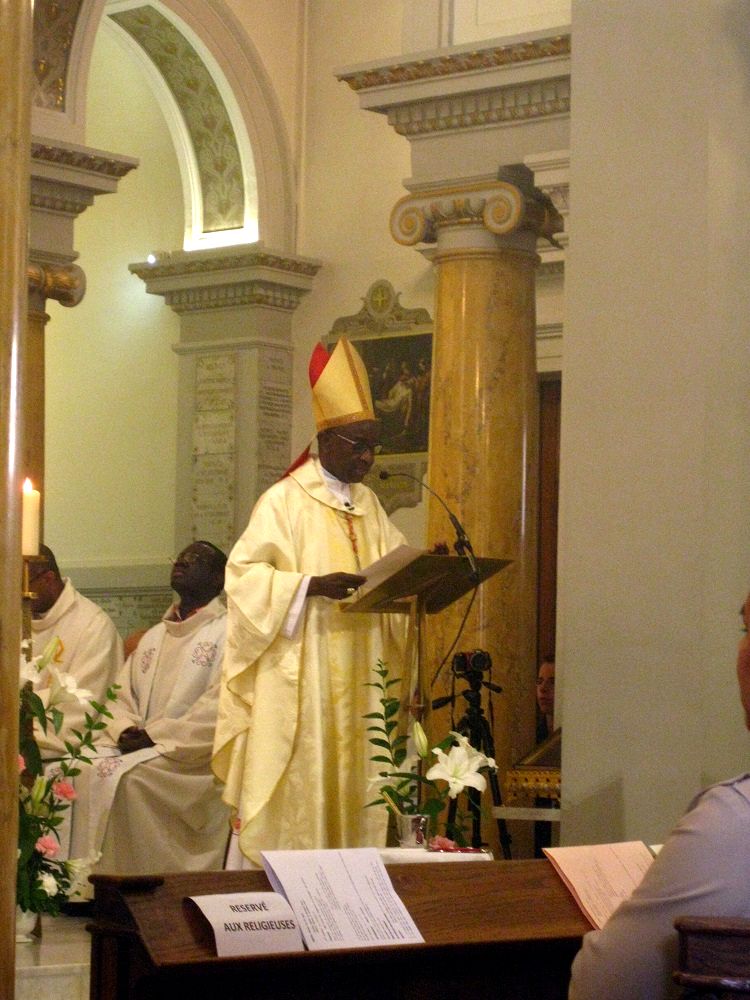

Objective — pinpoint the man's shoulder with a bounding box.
[132,620,166,655]
[67,585,119,634]
[254,470,303,508]
[688,773,750,816]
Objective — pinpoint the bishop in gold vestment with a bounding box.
[212,338,411,864]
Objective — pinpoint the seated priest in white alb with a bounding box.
[66,541,230,878]
[30,544,123,757]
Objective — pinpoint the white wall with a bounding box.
[45,23,182,570]
[559,0,750,845]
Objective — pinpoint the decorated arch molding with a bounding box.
[31,0,294,251]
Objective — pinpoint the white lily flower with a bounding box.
[40,871,59,897]
[37,637,62,672]
[19,637,63,688]
[66,853,101,896]
[425,743,489,798]
[448,731,497,771]
[44,665,93,708]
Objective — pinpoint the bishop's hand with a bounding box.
[307,572,366,600]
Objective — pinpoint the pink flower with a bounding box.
[429,835,459,852]
[51,780,76,801]
[35,835,59,858]
[17,754,25,774]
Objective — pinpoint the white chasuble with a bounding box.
[68,597,230,875]
[213,457,412,864]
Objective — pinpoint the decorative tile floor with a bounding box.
[16,914,90,1000]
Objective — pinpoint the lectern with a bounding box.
[88,861,588,1000]
[342,550,510,718]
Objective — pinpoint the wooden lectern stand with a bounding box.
[88,861,589,1000]
[342,551,510,718]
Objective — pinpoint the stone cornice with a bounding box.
[30,177,95,217]
[31,137,138,183]
[130,244,322,316]
[131,245,321,282]
[337,34,570,92]
[162,283,310,315]
[386,76,569,136]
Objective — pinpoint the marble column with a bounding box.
[25,263,85,498]
[0,1,32,991]
[391,168,563,797]
[130,244,321,553]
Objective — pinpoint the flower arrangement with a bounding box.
[17,637,118,917]
[365,660,496,846]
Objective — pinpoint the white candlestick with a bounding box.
[21,478,40,556]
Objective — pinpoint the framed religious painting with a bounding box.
[326,279,433,515]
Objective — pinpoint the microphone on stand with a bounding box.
[379,469,480,583]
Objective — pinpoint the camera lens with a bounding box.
[468,650,491,672]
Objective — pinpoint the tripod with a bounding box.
[432,650,513,859]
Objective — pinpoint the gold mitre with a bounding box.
[311,337,375,431]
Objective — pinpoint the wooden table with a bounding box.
[88,860,590,1000]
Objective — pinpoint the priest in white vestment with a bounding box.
[67,541,231,876]
[213,337,412,865]
[30,544,123,757]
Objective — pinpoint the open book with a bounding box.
[543,841,655,929]
[341,544,509,614]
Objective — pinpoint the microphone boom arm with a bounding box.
[380,469,480,583]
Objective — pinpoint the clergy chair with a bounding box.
[674,915,750,997]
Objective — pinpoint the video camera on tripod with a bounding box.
[429,649,512,858]
[431,650,502,712]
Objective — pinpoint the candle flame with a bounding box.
[23,477,33,493]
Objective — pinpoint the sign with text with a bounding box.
[188,891,304,957]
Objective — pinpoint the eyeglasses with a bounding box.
[332,431,383,456]
[170,551,206,568]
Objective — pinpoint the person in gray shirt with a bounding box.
[568,596,750,1000]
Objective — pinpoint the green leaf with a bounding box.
[51,708,64,735]
[368,738,392,750]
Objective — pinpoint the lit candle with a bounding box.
[21,478,40,556]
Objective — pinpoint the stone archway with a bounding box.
[33,0,295,251]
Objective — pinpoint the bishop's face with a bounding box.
[317,420,382,484]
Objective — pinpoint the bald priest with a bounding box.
[213,337,412,865]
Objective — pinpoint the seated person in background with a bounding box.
[534,656,556,856]
[536,656,555,742]
[66,541,231,877]
[568,596,750,1000]
[30,544,123,756]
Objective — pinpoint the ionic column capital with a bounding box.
[27,261,86,311]
[390,177,563,257]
